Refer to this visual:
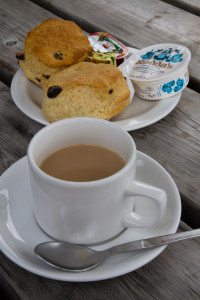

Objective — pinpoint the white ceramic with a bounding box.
[10,48,181,131]
[27,118,167,244]
[0,152,181,281]
[124,43,191,100]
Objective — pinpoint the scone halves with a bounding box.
[16,19,93,87]
[42,62,130,122]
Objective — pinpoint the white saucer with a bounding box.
[0,151,181,281]
[11,49,181,131]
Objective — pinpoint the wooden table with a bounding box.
[0,0,200,299]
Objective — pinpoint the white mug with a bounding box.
[27,117,167,244]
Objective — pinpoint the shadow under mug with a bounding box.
[27,117,167,244]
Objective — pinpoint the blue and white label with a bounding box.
[141,48,183,63]
[161,78,185,94]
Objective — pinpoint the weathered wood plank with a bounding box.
[0,221,199,300]
[0,3,199,226]
[0,0,200,298]
[0,82,43,174]
[0,0,57,86]
[162,0,200,17]
[29,0,200,93]
[0,69,200,228]
[1,0,200,92]
[131,87,200,228]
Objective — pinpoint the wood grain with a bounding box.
[0,0,200,225]
[0,0,200,298]
[1,0,200,92]
[130,87,200,227]
[0,222,199,300]
[0,0,199,225]
[0,0,56,86]
[162,0,200,16]
[0,81,43,174]
[0,76,200,227]
[30,0,200,93]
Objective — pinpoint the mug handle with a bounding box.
[122,181,167,227]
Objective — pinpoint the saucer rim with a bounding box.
[0,151,181,282]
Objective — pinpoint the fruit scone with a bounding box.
[16,18,93,87]
[42,62,130,122]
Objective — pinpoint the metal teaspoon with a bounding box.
[34,229,200,272]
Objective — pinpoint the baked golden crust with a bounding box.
[25,19,92,67]
[17,19,93,87]
[42,62,130,122]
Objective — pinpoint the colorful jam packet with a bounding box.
[88,32,129,60]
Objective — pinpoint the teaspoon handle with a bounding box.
[106,229,200,256]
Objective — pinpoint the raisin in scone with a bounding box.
[42,62,130,122]
[16,19,93,87]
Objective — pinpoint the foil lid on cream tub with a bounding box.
[124,44,191,100]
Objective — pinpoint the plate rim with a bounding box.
[11,48,181,131]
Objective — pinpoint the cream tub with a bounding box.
[124,43,191,100]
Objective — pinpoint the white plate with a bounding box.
[0,151,181,282]
[11,48,181,131]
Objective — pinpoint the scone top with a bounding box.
[43,62,130,99]
[42,62,131,122]
[25,19,93,67]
